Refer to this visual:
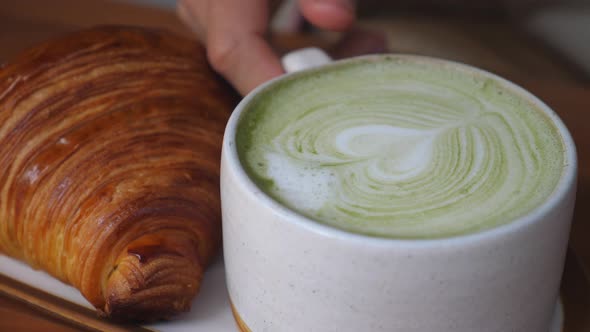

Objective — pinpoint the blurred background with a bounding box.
[1,0,589,85]
[120,0,590,79]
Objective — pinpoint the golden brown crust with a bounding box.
[0,25,237,321]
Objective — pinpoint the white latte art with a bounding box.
[236,56,566,238]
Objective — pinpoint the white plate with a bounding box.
[0,254,236,332]
[0,254,564,332]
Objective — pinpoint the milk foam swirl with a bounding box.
[237,57,565,238]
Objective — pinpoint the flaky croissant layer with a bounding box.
[0,26,236,321]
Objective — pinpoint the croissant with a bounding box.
[0,26,237,321]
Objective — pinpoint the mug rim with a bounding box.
[222,53,578,247]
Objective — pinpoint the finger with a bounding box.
[207,0,284,95]
[298,0,356,31]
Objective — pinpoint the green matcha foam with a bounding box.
[236,56,566,239]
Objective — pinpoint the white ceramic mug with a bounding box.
[220,49,577,332]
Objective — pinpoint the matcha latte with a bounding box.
[236,56,566,239]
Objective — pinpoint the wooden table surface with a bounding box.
[1,1,589,331]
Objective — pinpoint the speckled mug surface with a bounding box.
[220,50,577,332]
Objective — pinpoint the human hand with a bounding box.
[177,0,356,95]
